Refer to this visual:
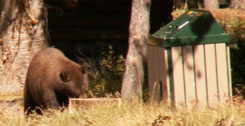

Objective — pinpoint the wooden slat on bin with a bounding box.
[167,48,175,106]
[164,49,170,105]
[156,47,168,102]
[226,46,232,97]
[204,44,218,107]
[215,43,229,102]
[193,45,207,106]
[183,46,196,106]
[147,45,157,100]
[171,47,185,107]
[153,47,161,101]
[147,45,169,102]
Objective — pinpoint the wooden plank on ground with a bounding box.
[69,98,121,110]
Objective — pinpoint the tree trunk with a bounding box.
[204,0,219,10]
[188,0,198,8]
[121,0,151,102]
[0,0,48,94]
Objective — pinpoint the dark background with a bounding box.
[46,0,173,61]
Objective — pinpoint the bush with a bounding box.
[79,45,125,97]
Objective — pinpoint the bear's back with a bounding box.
[26,48,79,99]
[31,48,66,66]
[29,47,79,70]
[27,47,81,81]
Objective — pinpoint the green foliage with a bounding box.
[101,45,125,77]
[230,39,245,96]
[87,45,125,97]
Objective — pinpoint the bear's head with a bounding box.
[59,63,89,98]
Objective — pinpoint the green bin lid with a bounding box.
[147,9,230,47]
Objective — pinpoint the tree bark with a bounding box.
[204,0,219,10]
[0,0,48,93]
[121,0,151,102]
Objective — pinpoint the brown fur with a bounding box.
[24,47,89,115]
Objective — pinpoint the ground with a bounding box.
[0,99,22,115]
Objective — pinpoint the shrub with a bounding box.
[79,45,125,97]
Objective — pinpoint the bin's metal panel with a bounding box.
[147,9,230,47]
[148,34,230,47]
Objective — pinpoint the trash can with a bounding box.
[147,9,232,108]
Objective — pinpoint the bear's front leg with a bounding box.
[42,89,60,109]
[24,83,40,115]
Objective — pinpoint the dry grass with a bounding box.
[0,97,245,126]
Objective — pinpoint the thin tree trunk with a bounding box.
[121,0,151,102]
[204,0,219,10]
[0,0,48,93]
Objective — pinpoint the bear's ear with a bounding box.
[81,63,88,74]
[60,70,71,82]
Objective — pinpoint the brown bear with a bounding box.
[24,47,89,115]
